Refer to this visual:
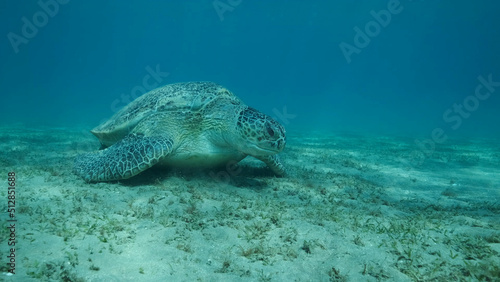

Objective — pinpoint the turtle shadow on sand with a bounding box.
[114,164,273,189]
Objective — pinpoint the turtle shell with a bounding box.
[91,82,242,146]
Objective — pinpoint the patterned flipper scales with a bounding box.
[74,134,173,182]
[254,154,286,176]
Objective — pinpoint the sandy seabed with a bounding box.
[0,125,499,281]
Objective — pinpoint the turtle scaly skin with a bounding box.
[74,134,174,182]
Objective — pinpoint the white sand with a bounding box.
[1,126,499,281]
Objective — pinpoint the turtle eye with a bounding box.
[266,125,275,137]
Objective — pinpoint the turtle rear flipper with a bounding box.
[74,134,173,182]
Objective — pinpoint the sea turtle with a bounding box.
[74,81,286,182]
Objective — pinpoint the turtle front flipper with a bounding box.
[254,155,286,176]
[74,134,173,182]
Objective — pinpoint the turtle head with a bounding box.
[235,107,286,156]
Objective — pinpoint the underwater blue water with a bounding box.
[1,0,500,137]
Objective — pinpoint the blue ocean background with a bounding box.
[1,0,500,137]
